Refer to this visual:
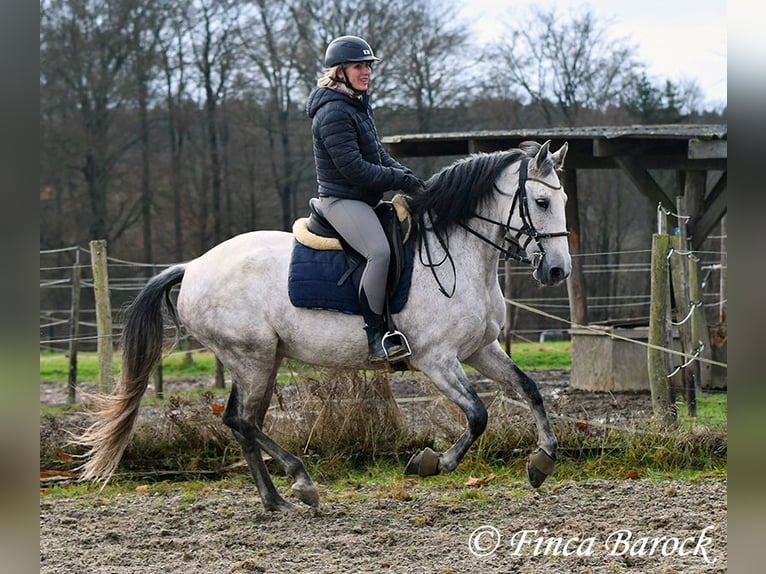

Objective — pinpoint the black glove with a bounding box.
[400,173,425,195]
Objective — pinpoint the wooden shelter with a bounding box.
[382,124,727,326]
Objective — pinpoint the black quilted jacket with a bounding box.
[307,86,409,206]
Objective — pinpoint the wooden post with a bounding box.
[504,258,512,355]
[563,169,587,326]
[687,257,705,391]
[151,265,164,399]
[683,170,714,389]
[669,234,695,417]
[89,240,114,393]
[153,360,164,399]
[67,250,82,404]
[719,216,727,324]
[648,232,676,427]
[215,356,225,389]
[674,196,696,416]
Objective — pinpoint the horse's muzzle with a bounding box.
[534,256,571,286]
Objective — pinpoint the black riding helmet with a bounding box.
[324,35,380,67]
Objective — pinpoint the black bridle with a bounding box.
[418,158,569,298]
[458,158,569,266]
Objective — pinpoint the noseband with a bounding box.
[459,158,569,267]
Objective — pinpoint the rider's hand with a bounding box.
[401,173,425,195]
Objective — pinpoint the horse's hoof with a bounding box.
[291,482,320,508]
[403,447,440,477]
[265,498,298,513]
[526,448,556,488]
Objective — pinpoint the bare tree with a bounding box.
[127,1,164,265]
[186,0,241,247]
[487,5,643,126]
[156,0,191,261]
[238,0,308,230]
[387,0,473,131]
[41,0,142,242]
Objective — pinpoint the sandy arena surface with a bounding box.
[40,371,727,573]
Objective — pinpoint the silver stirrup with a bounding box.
[382,330,412,362]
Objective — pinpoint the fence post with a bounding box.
[668,233,696,417]
[67,250,82,404]
[648,231,676,427]
[150,265,164,399]
[215,356,225,389]
[673,196,697,416]
[504,258,512,355]
[688,257,707,389]
[89,240,114,393]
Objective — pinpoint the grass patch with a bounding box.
[508,340,571,370]
[41,458,724,503]
[678,392,727,430]
[39,342,571,385]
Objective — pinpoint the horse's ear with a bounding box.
[535,140,551,170]
[550,141,568,170]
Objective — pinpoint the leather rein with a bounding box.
[418,158,569,298]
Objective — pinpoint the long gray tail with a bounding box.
[75,264,186,483]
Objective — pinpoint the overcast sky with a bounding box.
[459,0,727,110]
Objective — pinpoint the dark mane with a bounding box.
[406,143,552,235]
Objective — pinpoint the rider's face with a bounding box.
[341,62,372,92]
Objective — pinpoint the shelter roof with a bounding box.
[381,124,727,171]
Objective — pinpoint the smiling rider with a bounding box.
[306,35,424,362]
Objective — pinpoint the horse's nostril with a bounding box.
[550,267,565,281]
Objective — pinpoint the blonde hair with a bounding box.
[317,66,344,88]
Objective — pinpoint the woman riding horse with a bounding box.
[306,35,425,362]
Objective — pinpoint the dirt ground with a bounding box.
[39,370,727,573]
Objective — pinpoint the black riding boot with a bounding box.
[363,314,388,363]
[364,314,409,363]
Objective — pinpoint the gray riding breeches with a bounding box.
[316,196,390,316]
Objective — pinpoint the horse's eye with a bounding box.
[535,198,550,209]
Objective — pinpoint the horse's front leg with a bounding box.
[466,341,558,488]
[406,358,488,476]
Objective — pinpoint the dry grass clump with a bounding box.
[40,370,725,482]
[117,393,240,475]
[266,370,428,478]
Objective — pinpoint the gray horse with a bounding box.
[77,140,571,512]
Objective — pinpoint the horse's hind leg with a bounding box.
[223,365,319,510]
[223,382,294,512]
[466,341,558,488]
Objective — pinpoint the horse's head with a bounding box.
[409,142,571,288]
[502,140,571,286]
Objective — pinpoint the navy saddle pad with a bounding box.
[288,239,415,315]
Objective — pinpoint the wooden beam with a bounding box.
[565,156,726,171]
[613,155,673,208]
[593,138,640,157]
[692,171,727,250]
[563,169,588,325]
[683,171,706,248]
[689,138,727,159]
